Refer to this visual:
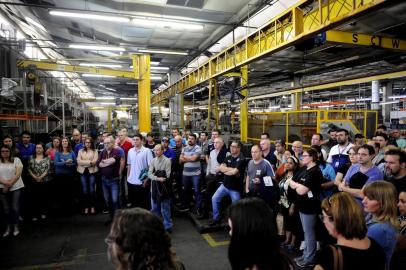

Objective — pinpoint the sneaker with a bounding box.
[102,209,109,214]
[295,260,314,268]
[2,227,10,237]
[41,214,47,219]
[299,241,306,250]
[13,225,20,236]
[177,207,190,213]
[32,217,38,222]
[317,241,321,251]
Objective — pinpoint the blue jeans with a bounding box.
[102,176,119,219]
[182,174,202,209]
[299,212,317,264]
[212,184,241,221]
[80,173,96,208]
[0,188,22,225]
[151,198,173,230]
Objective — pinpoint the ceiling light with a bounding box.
[46,41,57,47]
[389,95,406,99]
[151,75,163,81]
[49,10,130,23]
[346,97,372,102]
[105,87,117,92]
[138,49,188,55]
[80,63,123,68]
[25,17,47,32]
[121,97,137,100]
[132,18,203,30]
[82,74,116,78]
[151,66,169,71]
[69,44,125,52]
[380,100,400,105]
[126,82,137,85]
[95,97,115,100]
[100,102,116,105]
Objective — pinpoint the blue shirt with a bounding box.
[366,214,397,265]
[74,143,84,156]
[16,142,36,161]
[163,147,176,162]
[320,163,336,200]
[54,151,77,175]
[169,137,186,148]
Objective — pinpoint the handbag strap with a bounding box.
[329,245,343,270]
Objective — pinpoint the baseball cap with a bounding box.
[162,137,169,142]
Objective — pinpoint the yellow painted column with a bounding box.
[180,94,185,129]
[136,54,151,133]
[207,80,212,129]
[240,66,248,142]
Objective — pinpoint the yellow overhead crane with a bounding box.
[17,54,152,133]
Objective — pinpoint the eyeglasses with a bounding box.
[1,150,10,153]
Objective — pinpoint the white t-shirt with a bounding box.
[0,158,25,191]
[127,146,153,185]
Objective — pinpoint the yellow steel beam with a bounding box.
[17,59,139,79]
[107,107,112,132]
[151,0,387,104]
[240,66,248,142]
[326,30,406,50]
[207,79,213,130]
[138,54,151,133]
[248,69,406,100]
[88,107,130,111]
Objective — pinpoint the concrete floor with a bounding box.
[0,213,231,270]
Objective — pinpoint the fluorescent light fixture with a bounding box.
[138,49,188,55]
[346,97,372,102]
[46,41,57,47]
[389,95,406,99]
[151,76,163,80]
[132,18,203,30]
[100,102,116,105]
[380,100,400,105]
[151,66,169,71]
[80,63,123,68]
[105,87,117,92]
[95,97,115,100]
[25,17,47,32]
[126,82,137,85]
[69,44,125,52]
[121,97,137,100]
[49,10,130,23]
[82,74,116,78]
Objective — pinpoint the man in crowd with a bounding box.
[127,134,153,210]
[204,137,228,218]
[169,128,185,148]
[373,132,388,166]
[74,133,88,156]
[199,131,209,176]
[117,130,133,207]
[16,131,36,186]
[145,132,156,150]
[180,133,202,215]
[339,144,382,203]
[260,138,277,169]
[325,128,338,149]
[148,144,173,233]
[384,148,406,195]
[274,139,286,168]
[206,129,221,159]
[172,135,184,209]
[161,137,176,161]
[97,136,121,225]
[70,129,82,150]
[327,128,354,173]
[292,140,303,161]
[354,133,365,146]
[210,141,246,226]
[391,129,406,149]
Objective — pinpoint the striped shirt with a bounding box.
[182,144,201,176]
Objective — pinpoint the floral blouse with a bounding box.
[28,157,51,182]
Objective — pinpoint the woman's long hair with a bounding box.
[363,181,399,229]
[228,197,292,270]
[0,145,14,163]
[107,208,178,270]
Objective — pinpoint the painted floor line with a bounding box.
[202,233,229,247]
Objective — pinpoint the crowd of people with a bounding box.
[1,124,406,270]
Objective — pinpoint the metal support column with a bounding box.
[240,66,248,142]
[136,54,151,133]
[214,79,219,129]
[180,94,184,129]
[207,80,212,130]
[62,86,65,136]
[107,107,112,132]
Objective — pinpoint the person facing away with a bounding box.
[228,197,292,270]
[106,208,184,270]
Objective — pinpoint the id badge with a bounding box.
[335,161,340,168]
[263,176,273,186]
[307,191,313,198]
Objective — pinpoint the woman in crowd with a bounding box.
[314,192,386,270]
[228,197,292,270]
[54,137,77,213]
[106,208,184,270]
[334,145,359,188]
[3,134,21,158]
[390,189,406,270]
[45,136,61,163]
[289,148,323,268]
[363,181,399,265]
[278,155,300,251]
[0,145,24,237]
[275,149,295,179]
[28,143,51,221]
[311,145,336,200]
[77,137,98,215]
